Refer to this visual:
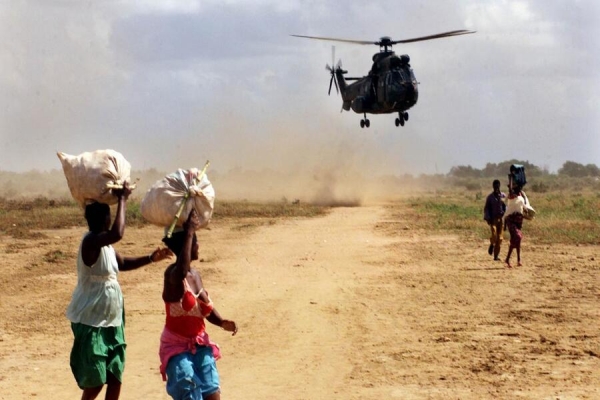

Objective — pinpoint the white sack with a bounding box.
[57,149,132,207]
[522,191,536,220]
[140,168,215,229]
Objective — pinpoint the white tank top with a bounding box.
[66,235,123,327]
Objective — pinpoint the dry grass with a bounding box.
[0,197,330,238]
[213,200,328,219]
[2,188,597,245]
[384,189,600,245]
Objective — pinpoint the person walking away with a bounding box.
[483,179,506,260]
[503,185,526,268]
[66,182,173,400]
[159,209,237,400]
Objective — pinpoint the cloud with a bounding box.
[120,0,202,15]
[0,0,598,177]
[0,2,129,168]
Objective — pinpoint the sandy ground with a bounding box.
[1,201,599,400]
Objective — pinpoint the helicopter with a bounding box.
[291,30,475,128]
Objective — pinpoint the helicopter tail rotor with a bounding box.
[326,46,340,95]
[326,66,339,95]
[327,72,338,96]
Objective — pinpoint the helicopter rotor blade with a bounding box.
[390,30,476,44]
[292,30,475,46]
[333,75,339,94]
[291,34,376,45]
[328,75,334,96]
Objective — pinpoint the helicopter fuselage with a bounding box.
[292,29,474,128]
[336,52,418,115]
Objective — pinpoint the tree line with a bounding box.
[448,160,600,179]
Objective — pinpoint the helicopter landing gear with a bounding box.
[395,111,408,127]
[360,114,370,128]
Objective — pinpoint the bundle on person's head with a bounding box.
[58,149,135,208]
[508,164,527,190]
[140,161,215,239]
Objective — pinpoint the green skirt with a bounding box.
[70,320,126,389]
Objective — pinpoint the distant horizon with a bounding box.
[0,158,597,176]
[1,160,596,204]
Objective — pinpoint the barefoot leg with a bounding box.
[505,246,513,268]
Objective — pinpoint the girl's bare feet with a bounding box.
[517,262,522,267]
[505,259,512,268]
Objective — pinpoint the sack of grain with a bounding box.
[522,191,536,220]
[57,149,132,207]
[140,168,215,230]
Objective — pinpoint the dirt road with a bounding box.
[1,202,599,399]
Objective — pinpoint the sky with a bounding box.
[1,0,599,177]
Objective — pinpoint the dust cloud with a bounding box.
[151,113,434,205]
[1,126,431,206]
[2,107,438,205]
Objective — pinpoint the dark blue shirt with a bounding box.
[484,192,506,222]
